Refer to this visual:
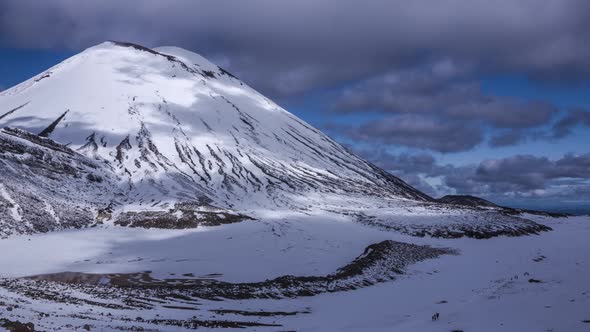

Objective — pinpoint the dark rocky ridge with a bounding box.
[438,194,570,218]
[15,240,454,300]
[438,195,499,207]
[0,127,250,237]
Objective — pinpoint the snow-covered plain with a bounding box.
[0,215,387,282]
[284,215,590,332]
[0,215,588,331]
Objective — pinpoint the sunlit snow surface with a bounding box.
[0,41,427,212]
[0,215,588,331]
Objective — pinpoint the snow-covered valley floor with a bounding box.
[0,214,589,331]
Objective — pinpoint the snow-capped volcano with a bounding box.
[0,41,553,239]
[0,41,435,234]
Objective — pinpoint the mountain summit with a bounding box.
[0,42,547,237]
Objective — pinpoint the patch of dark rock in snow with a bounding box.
[34,72,52,82]
[38,110,69,137]
[217,66,238,79]
[121,317,281,329]
[110,41,220,81]
[0,318,35,332]
[114,202,254,229]
[7,240,454,301]
[211,309,310,317]
[0,102,30,121]
[438,194,569,218]
[355,208,552,239]
[438,195,499,207]
[0,240,453,330]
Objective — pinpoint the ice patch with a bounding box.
[0,184,22,222]
[43,200,60,224]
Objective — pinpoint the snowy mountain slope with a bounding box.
[0,127,117,237]
[0,41,548,238]
[438,195,499,207]
[0,214,587,331]
[0,42,428,222]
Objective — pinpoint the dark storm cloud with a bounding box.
[449,153,590,195]
[474,155,557,191]
[551,108,590,139]
[1,0,590,96]
[468,154,590,196]
[446,100,558,129]
[353,148,442,175]
[352,148,444,195]
[488,107,590,148]
[333,67,558,129]
[351,114,484,153]
[489,130,527,148]
[330,61,587,151]
[354,147,590,202]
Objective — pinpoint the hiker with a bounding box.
[432,312,440,321]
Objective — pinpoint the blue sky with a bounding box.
[1,1,589,214]
[0,49,73,89]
